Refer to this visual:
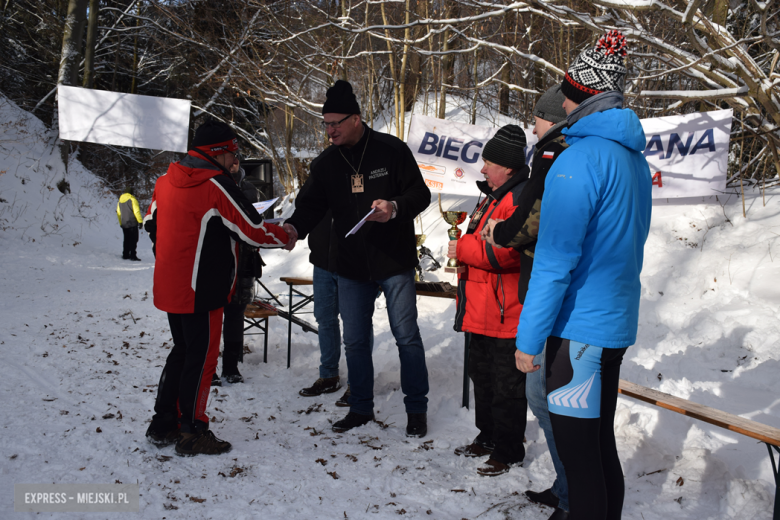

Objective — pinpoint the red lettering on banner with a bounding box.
[652,171,663,188]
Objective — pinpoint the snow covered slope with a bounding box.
[1,94,779,519]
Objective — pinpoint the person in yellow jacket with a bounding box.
[117,191,144,261]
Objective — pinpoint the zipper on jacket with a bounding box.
[496,273,505,324]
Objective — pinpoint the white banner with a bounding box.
[57,85,191,152]
[407,114,536,197]
[642,109,731,199]
[407,110,732,200]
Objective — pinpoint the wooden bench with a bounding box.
[243,303,278,363]
[278,277,318,369]
[618,379,780,519]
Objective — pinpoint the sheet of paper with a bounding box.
[252,198,279,214]
[345,208,377,237]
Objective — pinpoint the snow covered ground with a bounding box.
[2,94,780,519]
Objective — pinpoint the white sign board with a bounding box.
[642,109,731,198]
[407,114,535,197]
[407,110,732,200]
[57,85,191,152]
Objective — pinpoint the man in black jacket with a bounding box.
[284,80,432,437]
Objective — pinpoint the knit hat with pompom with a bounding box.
[561,30,628,104]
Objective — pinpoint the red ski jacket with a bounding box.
[144,154,288,314]
[453,172,527,339]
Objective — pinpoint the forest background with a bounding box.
[1,0,779,200]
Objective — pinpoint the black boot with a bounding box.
[525,488,559,509]
[406,413,427,438]
[332,411,374,433]
[145,415,179,447]
[222,342,244,384]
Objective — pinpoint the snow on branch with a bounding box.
[638,87,750,99]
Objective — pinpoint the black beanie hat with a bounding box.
[482,125,527,171]
[561,30,628,104]
[191,119,238,156]
[322,80,361,115]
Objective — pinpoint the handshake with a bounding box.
[281,223,298,251]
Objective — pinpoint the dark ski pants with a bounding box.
[546,336,627,520]
[122,226,138,257]
[222,301,247,372]
[468,333,527,464]
[153,309,223,432]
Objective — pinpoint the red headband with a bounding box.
[190,138,239,157]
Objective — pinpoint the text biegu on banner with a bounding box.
[407,110,731,200]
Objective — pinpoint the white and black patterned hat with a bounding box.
[561,30,628,104]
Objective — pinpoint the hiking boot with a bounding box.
[145,421,179,447]
[332,411,374,433]
[211,373,222,387]
[222,357,243,384]
[477,458,514,477]
[454,439,494,458]
[224,373,244,384]
[406,413,427,438]
[122,253,130,260]
[525,488,559,509]
[335,385,350,407]
[175,429,232,456]
[299,376,341,397]
[129,254,141,261]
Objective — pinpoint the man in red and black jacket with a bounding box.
[447,125,529,477]
[143,120,290,456]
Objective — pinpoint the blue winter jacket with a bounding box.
[516,108,652,356]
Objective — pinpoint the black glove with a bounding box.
[138,223,143,230]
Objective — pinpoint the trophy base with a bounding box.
[444,266,465,274]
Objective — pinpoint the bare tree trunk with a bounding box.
[471,48,479,125]
[380,0,400,136]
[397,0,412,140]
[130,2,139,94]
[82,0,99,88]
[57,0,87,175]
[58,0,88,86]
[498,9,514,115]
[499,63,510,115]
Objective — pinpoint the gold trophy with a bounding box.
[440,195,467,274]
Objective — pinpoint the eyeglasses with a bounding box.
[321,114,353,129]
